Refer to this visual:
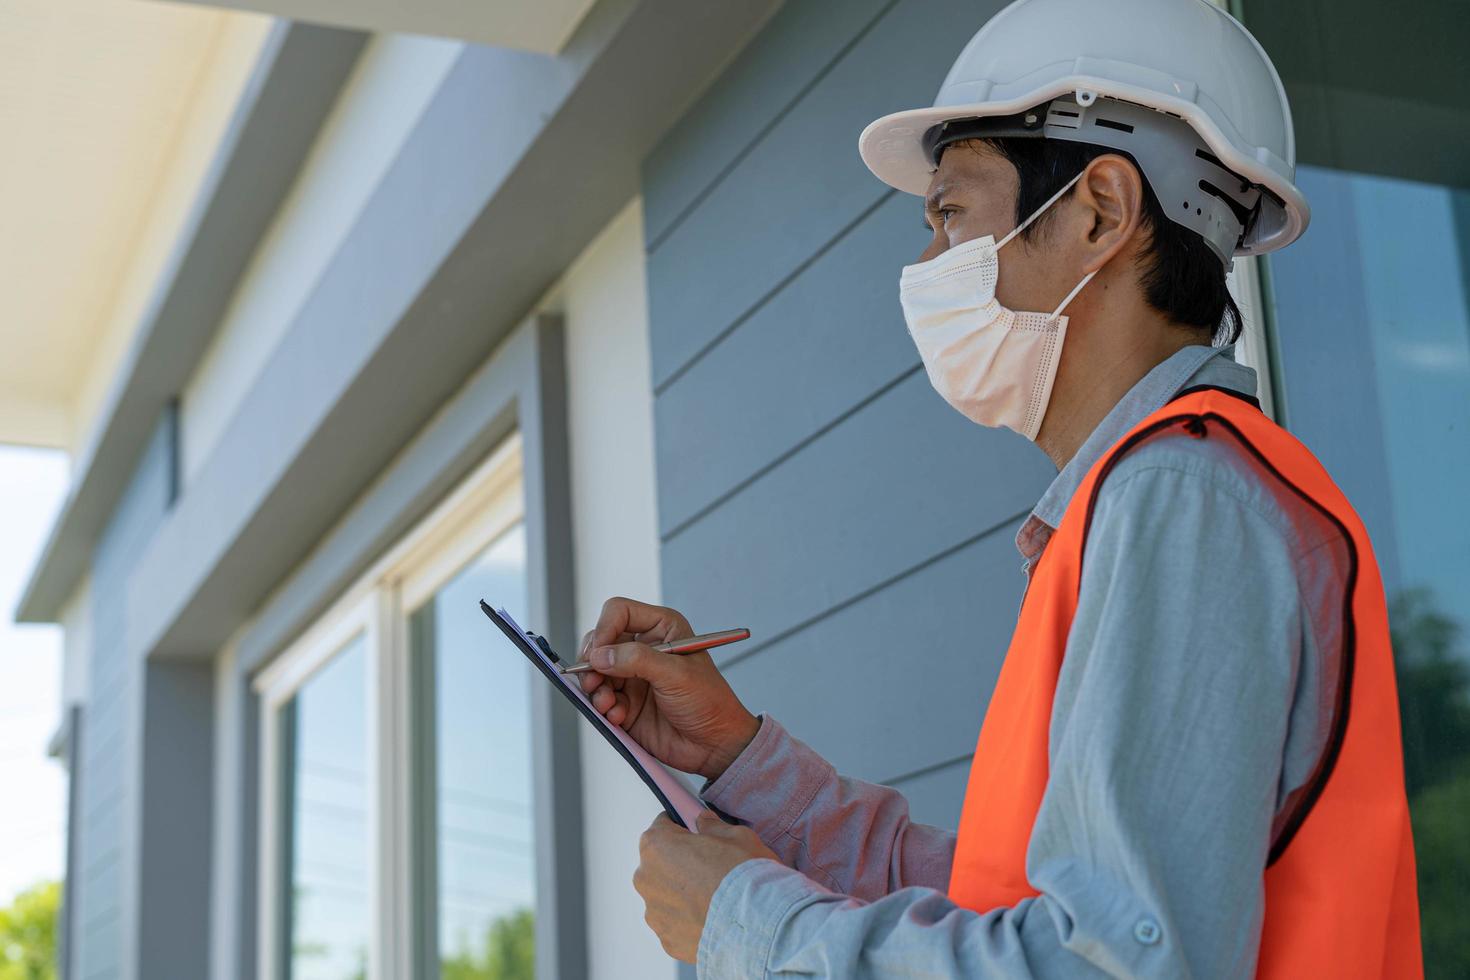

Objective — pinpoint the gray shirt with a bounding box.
[695,345,1350,979]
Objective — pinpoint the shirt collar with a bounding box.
[1015,344,1258,562]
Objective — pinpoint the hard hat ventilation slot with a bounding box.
[1193,148,1251,185]
[1045,103,1082,130]
[1093,117,1134,134]
[1194,148,1227,168]
[1197,179,1253,228]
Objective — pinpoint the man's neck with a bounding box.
[1035,317,1206,471]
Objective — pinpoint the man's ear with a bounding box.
[1074,155,1146,274]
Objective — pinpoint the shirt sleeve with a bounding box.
[701,714,956,897]
[698,451,1306,980]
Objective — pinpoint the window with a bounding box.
[1242,0,1470,969]
[408,525,536,977]
[258,596,382,980]
[1265,166,1470,974]
[257,435,549,980]
[280,635,371,979]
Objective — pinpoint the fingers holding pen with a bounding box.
[591,596,689,650]
[589,681,632,724]
[582,639,685,725]
[576,668,604,696]
[577,627,637,694]
[579,627,633,665]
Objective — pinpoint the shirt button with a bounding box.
[1134,919,1162,946]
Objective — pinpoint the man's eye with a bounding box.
[924,208,957,232]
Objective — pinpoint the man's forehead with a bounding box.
[925,143,1012,201]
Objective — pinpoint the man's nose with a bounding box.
[915,239,948,264]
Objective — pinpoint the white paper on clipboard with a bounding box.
[484,603,707,831]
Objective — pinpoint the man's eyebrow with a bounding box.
[923,185,946,229]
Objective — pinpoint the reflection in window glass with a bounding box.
[411,522,535,979]
[281,635,370,980]
[1267,165,1470,975]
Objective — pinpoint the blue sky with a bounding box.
[0,445,68,906]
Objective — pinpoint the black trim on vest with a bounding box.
[1172,383,1262,411]
[1076,399,1359,868]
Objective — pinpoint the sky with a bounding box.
[0,445,69,906]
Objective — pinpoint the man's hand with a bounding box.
[575,596,760,780]
[634,811,780,963]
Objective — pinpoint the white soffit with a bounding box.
[159,0,599,52]
[0,0,271,449]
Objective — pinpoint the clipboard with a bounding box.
[479,600,706,830]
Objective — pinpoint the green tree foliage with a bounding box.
[1392,590,1470,799]
[0,881,59,980]
[1409,771,1470,974]
[441,907,535,980]
[1390,589,1470,980]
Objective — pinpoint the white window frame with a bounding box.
[254,433,525,980]
[1228,256,1280,420]
[1207,0,1280,421]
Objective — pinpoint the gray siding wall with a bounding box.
[643,0,1055,829]
[75,414,178,980]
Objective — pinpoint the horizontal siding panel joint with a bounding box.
[719,508,1030,671]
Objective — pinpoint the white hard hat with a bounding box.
[858,0,1309,262]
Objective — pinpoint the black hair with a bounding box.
[953,137,1242,344]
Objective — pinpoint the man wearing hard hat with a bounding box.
[574,0,1422,975]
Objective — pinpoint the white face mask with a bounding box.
[899,171,1096,441]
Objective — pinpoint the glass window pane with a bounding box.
[1248,2,1470,968]
[411,522,536,979]
[281,635,370,980]
[1266,165,1470,976]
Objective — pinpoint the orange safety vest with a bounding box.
[949,387,1422,977]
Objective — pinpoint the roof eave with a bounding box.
[14,21,368,624]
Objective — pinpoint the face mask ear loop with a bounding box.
[995,170,1087,252]
[1051,269,1097,318]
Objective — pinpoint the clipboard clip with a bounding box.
[526,631,559,664]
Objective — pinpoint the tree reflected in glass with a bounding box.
[1390,589,1470,976]
[440,907,535,980]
